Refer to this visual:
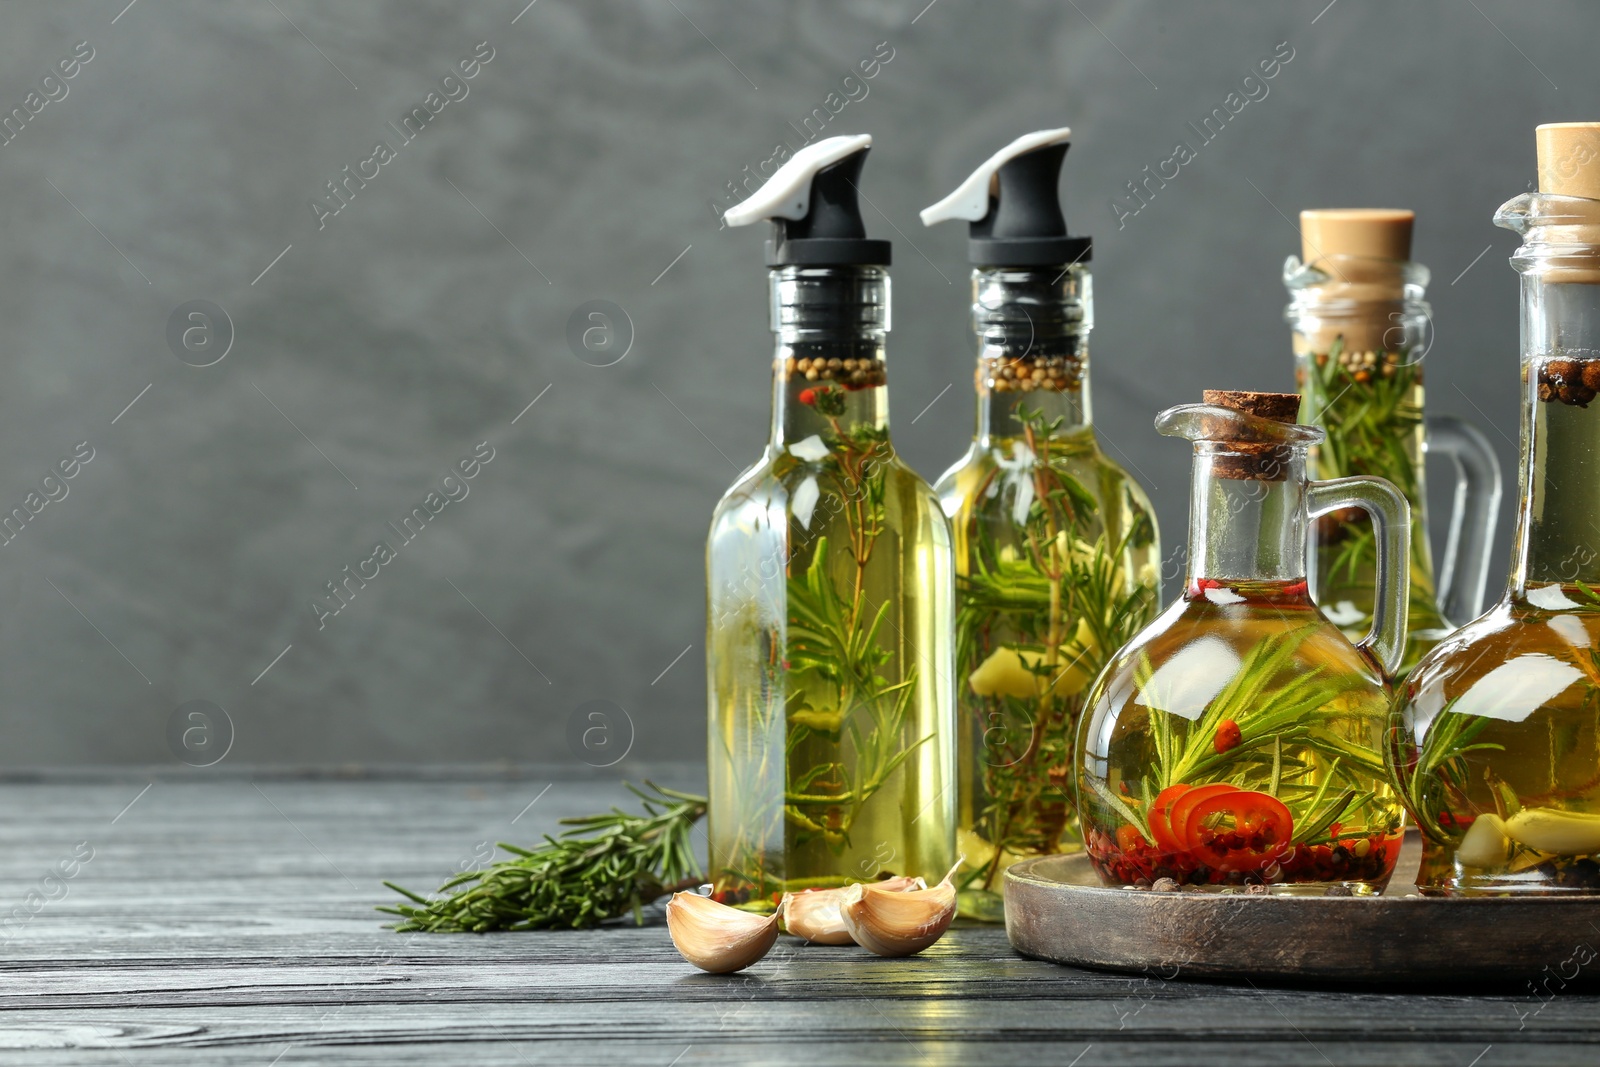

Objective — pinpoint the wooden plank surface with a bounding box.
[0,767,1596,1066]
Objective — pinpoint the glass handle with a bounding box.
[1307,476,1412,676]
[1425,414,1503,626]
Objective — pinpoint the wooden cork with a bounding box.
[1538,123,1600,200]
[1294,209,1416,353]
[1301,209,1414,265]
[1203,390,1300,424]
[1535,123,1600,284]
[1200,391,1301,481]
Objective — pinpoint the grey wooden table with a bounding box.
[1,767,1596,1066]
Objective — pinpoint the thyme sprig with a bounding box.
[380,782,706,932]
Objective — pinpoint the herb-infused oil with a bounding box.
[707,136,955,908]
[1287,210,1501,677]
[923,130,1158,920]
[1395,123,1600,894]
[1077,392,1410,894]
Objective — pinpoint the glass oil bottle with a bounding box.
[706,135,955,908]
[1395,123,1600,894]
[1076,391,1410,894]
[922,130,1159,920]
[1286,209,1502,677]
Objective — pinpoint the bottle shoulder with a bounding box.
[1088,596,1386,713]
[939,431,1157,526]
[1400,595,1600,709]
[709,441,948,532]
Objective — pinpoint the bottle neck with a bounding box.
[1283,256,1431,364]
[972,265,1092,446]
[768,265,891,448]
[1185,443,1309,587]
[1511,272,1600,592]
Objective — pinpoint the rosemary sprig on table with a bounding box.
[380,782,706,932]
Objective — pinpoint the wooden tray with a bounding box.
[1004,835,1600,988]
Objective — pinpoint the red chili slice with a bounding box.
[1166,783,1239,847]
[1146,784,1192,854]
[1183,789,1293,873]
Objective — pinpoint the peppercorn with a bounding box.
[1213,719,1242,754]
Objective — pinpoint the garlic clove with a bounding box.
[783,888,855,945]
[840,859,963,958]
[784,876,926,945]
[1455,812,1511,868]
[1504,807,1600,856]
[665,892,782,973]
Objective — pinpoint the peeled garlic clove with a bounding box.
[666,892,781,973]
[1455,812,1511,868]
[968,646,1038,699]
[840,860,963,958]
[785,876,926,945]
[1503,808,1600,855]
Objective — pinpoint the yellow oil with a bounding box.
[1077,581,1404,892]
[1400,598,1600,894]
[939,424,1157,920]
[706,399,953,908]
[1398,359,1600,894]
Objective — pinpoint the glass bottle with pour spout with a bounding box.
[1394,123,1600,895]
[1287,210,1502,678]
[923,129,1159,920]
[1076,391,1410,894]
[706,135,955,909]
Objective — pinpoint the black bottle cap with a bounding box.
[724,135,891,267]
[923,128,1092,267]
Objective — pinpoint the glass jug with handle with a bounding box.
[1077,390,1410,894]
[1287,209,1502,678]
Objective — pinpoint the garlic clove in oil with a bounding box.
[784,875,925,945]
[840,860,963,958]
[666,891,782,973]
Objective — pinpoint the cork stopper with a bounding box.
[1202,390,1301,424]
[1537,123,1600,200]
[1200,391,1301,481]
[1300,209,1414,265]
[1291,210,1418,352]
[1532,123,1600,284]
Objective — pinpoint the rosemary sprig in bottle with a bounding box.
[380,782,706,932]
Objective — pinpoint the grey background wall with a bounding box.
[0,0,1590,769]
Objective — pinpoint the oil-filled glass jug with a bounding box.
[1077,390,1409,893]
[1286,209,1501,678]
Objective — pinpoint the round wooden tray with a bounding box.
[1003,836,1600,987]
